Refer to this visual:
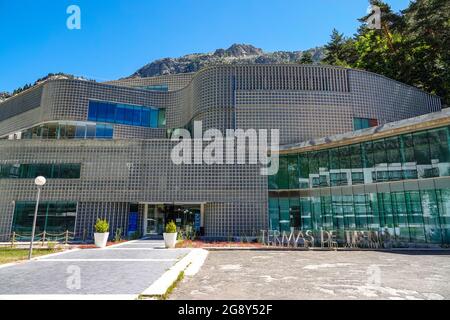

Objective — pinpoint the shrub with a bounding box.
[114,228,122,242]
[165,221,177,233]
[94,218,109,233]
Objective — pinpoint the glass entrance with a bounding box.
[145,204,201,235]
[146,205,164,235]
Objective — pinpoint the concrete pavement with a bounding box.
[0,240,191,298]
[170,250,450,300]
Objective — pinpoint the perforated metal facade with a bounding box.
[0,65,442,239]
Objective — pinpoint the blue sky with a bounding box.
[0,0,411,92]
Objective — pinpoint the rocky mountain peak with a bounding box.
[214,44,263,57]
[130,43,325,78]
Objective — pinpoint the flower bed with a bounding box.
[77,240,128,249]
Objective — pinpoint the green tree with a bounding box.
[324,0,449,106]
[299,51,313,64]
[323,29,357,67]
[401,0,450,105]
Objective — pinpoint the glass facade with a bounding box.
[137,84,169,92]
[269,125,450,245]
[268,189,450,244]
[354,117,379,131]
[12,201,77,234]
[3,122,113,140]
[88,100,165,128]
[0,163,81,179]
[270,126,450,190]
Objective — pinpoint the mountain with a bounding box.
[130,44,325,78]
[1,45,325,101]
[0,92,11,103]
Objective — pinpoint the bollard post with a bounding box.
[11,232,16,248]
[65,230,69,245]
[42,231,46,247]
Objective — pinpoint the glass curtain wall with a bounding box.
[6,122,114,140]
[268,125,450,244]
[12,201,77,234]
[270,126,450,190]
[268,189,450,244]
[0,163,81,179]
[88,101,165,128]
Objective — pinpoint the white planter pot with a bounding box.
[94,232,109,248]
[163,232,178,248]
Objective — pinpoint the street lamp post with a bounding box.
[28,176,46,260]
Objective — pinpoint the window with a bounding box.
[354,117,378,131]
[87,101,164,128]
[385,137,401,163]
[373,139,387,164]
[138,84,169,92]
[351,172,364,184]
[12,201,77,234]
[141,108,151,127]
[6,122,113,140]
[150,109,159,128]
[158,109,166,127]
[331,172,347,186]
[0,164,81,179]
[95,124,114,139]
[428,128,450,163]
[132,106,142,126]
[268,198,280,231]
[403,170,418,180]
[413,131,431,165]
[75,124,86,139]
[287,155,299,189]
[277,156,289,189]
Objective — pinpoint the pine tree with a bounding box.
[402,0,450,105]
[299,52,313,64]
[323,29,357,67]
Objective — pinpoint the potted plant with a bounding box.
[94,218,110,248]
[163,221,178,248]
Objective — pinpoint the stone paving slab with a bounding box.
[170,250,450,300]
[0,240,191,296]
[39,248,187,260]
[113,240,166,249]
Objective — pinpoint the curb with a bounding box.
[0,294,138,300]
[140,249,208,298]
[203,247,450,252]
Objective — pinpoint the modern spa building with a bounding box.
[0,64,447,245]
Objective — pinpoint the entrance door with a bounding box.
[146,205,164,235]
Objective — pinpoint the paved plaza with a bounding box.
[0,240,190,298]
[170,249,450,300]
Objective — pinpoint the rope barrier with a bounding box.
[1,230,75,245]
